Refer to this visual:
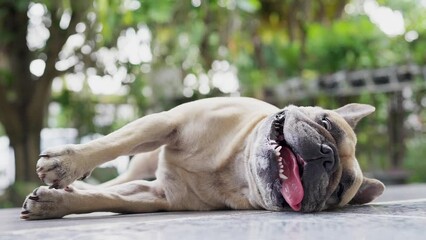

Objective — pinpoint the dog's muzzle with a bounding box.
[270,111,306,211]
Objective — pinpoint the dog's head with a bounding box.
[249,103,384,212]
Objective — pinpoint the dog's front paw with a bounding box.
[20,186,72,220]
[36,145,92,189]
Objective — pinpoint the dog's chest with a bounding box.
[158,150,254,211]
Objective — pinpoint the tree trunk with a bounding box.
[0,1,56,183]
[0,101,44,182]
[0,79,46,183]
[12,131,41,182]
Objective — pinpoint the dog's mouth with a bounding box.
[270,112,306,211]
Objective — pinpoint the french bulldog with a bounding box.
[21,97,384,220]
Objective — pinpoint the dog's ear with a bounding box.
[349,177,385,205]
[334,103,375,128]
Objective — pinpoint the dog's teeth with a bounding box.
[275,146,282,152]
[279,173,288,180]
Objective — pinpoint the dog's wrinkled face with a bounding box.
[250,103,385,212]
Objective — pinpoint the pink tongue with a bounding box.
[280,147,304,211]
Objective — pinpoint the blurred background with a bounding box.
[0,0,425,207]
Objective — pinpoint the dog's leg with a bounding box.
[72,149,160,190]
[100,150,159,187]
[36,112,176,189]
[21,180,168,220]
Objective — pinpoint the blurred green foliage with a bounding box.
[306,16,383,72]
[0,181,39,208]
[41,0,426,141]
[0,123,4,136]
[405,136,426,182]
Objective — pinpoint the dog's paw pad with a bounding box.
[21,186,68,220]
[36,145,91,188]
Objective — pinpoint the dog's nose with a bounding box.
[320,144,334,171]
[320,144,332,155]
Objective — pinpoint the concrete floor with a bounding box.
[1,184,426,240]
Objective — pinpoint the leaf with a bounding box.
[237,0,260,13]
[0,68,14,87]
[123,11,134,25]
[146,0,174,23]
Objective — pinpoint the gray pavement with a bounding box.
[1,184,426,240]
[375,183,426,202]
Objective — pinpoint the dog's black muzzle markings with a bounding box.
[263,107,342,212]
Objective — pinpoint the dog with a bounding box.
[20,97,384,220]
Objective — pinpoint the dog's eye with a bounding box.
[321,117,331,130]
